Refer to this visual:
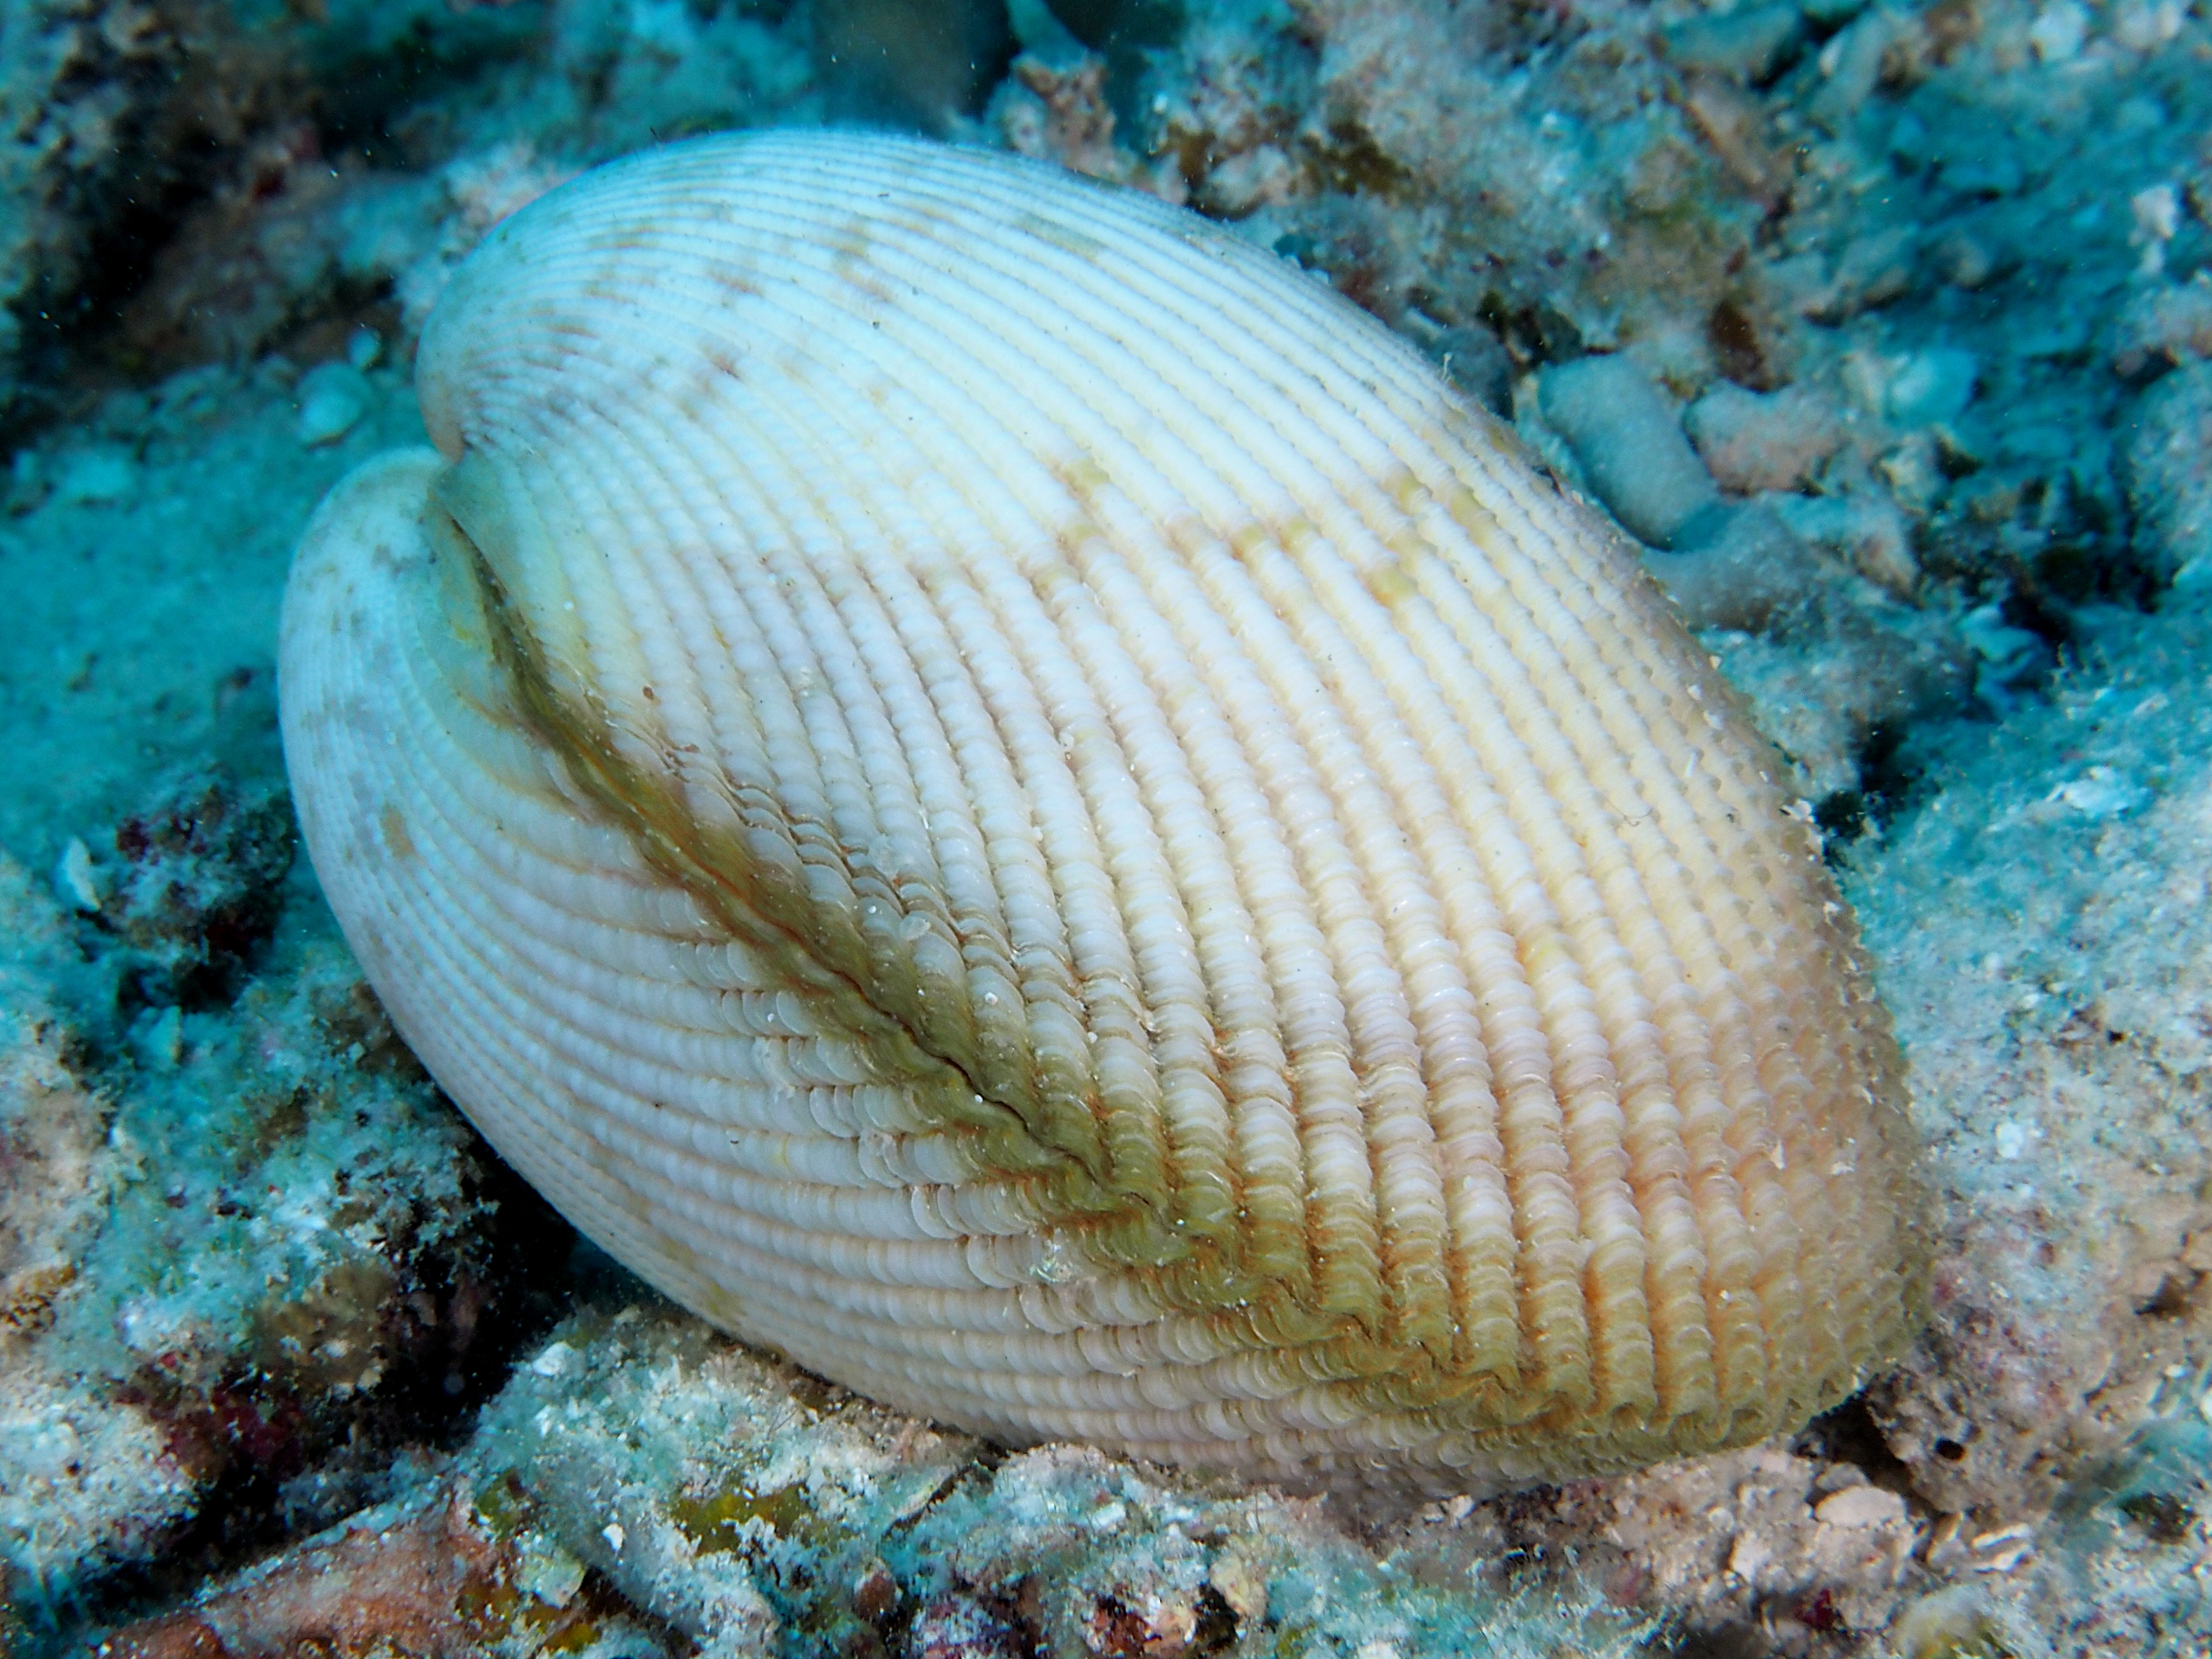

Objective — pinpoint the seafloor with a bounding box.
[1,0,2209,1654]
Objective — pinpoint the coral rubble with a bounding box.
[0,757,567,1640]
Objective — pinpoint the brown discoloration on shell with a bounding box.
[377,803,416,863]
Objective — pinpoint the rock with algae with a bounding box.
[0,857,197,1631]
[1829,595,2212,1650]
[0,767,564,1642]
[87,1481,512,1659]
[88,1301,1657,1659]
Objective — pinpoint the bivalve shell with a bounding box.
[279,129,1925,1491]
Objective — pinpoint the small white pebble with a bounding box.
[1959,604,2043,683]
[145,1005,184,1071]
[294,362,374,448]
[1814,1485,1906,1529]
[1994,1121,2029,1159]
[2112,0,2183,46]
[1727,1530,1774,1580]
[2050,766,2147,819]
[1883,348,1978,427]
[529,1341,578,1378]
[2132,184,2181,244]
[603,1521,626,1552]
[56,837,100,912]
[2028,0,2089,59]
[1444,1493,1475,1521]
[1087,1500,1127,1531]
[517,1533,588,1608]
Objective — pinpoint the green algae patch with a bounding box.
[471,1471,531,1541]
[672,1477,844,1554]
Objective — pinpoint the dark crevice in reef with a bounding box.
[304,7,555,169]
[1791,1394,1919,1501]
[1652,1621,1771,1659]
[6,4,543,447]
[6,19,305,438]
[1813,721,1926,856]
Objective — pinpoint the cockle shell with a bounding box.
[279,129,1924,1491]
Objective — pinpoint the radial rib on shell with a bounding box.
[279,129,1926,1492]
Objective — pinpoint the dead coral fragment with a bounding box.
[94,1482,507,1659]
[1687,383,1850,496]
[459,1306,1653,1659]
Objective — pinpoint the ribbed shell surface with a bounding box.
[279,129,1924,1492]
